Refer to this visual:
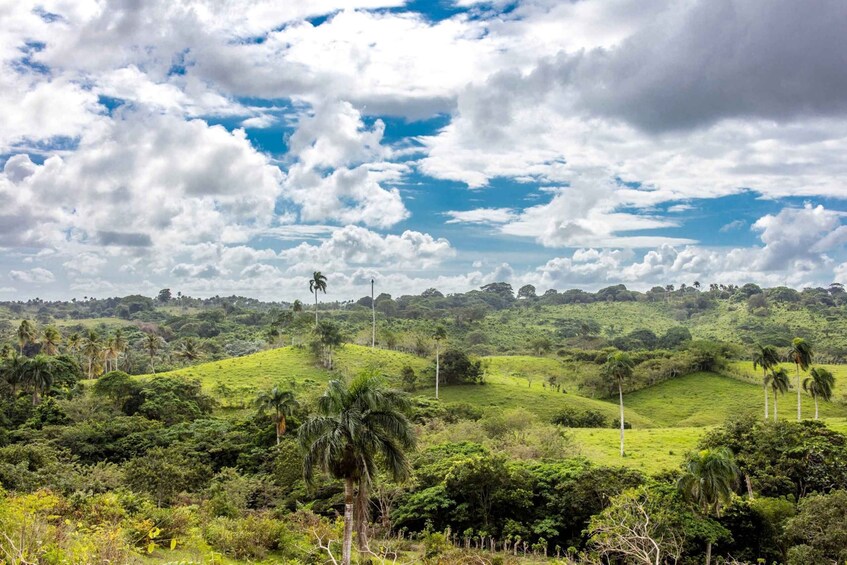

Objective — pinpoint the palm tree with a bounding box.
[143,333,162,375]
[292,299,303,313]
[22,355,55,405]
[174,337,203,365]
[677,447,739,565]
[82,329,101,379]
[255,386,299,445]
[309,271,328,327]
[113,329,127,371]
[789,338,813,421]
[66,332,81,363]
[16,320,37,355]
[298,374,415,565]
[752,345,780,419]
[315,320,343,369]
[41,326,61,356]
[604,352,635,457]
[104,335,118,372]
[432,326,446,400]
[767,367,790,421]
[1,353,27,397]
[803,367,835,420]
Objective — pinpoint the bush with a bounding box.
[552,408,607,428]
[202,513,287,559]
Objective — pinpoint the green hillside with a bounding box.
[730,360,847,402]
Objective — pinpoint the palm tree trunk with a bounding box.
[435,343,440,401]
[315,291,319,327]
[764,382,769,420]
[796,365,801,421]
[814,393,819,420]
[342,477,355,565]
[705,541,712,565]
[618,382,625,457]
[773,395,778,421]
[355,480,369,552]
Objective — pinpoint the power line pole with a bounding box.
[371,278,376,348]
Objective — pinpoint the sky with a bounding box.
[2,0,847,302]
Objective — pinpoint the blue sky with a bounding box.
[1,0,847,301]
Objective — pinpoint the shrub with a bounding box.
[202,513,286,559]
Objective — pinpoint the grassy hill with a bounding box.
[730,360,847,403]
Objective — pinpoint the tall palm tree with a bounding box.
[1,353,27,397]
[174,337,203,365]
[22,355,55,405]
[41,326,62,356]
[298,375,415,565]
[767,367,790,421]
[803,367,835,420]
[66,332,82,363]
[677,447,739,565]
[255,386,299,445]
[309,271,328,327]
[82,329,101,379]
[604,352,635,457]
[144,333,162,375]
[16,320,37,355]
[104,335,118,372]
[432,326,446,400]
[789,338,813,421]
[113,329,127,371]
[752,345,780,419]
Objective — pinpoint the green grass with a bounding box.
[730,360,847,403]
[570,427,706,473]
[481,355,584,391]
[624,371,847,427]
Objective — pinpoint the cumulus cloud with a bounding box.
[9,267,56,284]
[445,208,517,224]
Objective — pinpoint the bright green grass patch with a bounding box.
[570,427,705,474]
[482,355,583,391]
[415,371,655,427]
[730,360,847,403]
[624,371,847,427]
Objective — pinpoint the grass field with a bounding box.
[570,427,706,473]
[730,360,847,403]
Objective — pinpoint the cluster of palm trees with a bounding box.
[753,338,834,421]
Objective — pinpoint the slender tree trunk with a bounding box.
[773,395,778,421]
[618,382,625,457]
[150,354,156,375]
[764,382,769,420]
[355,480,369,552]
[814,393,819,420]
[342,478,354,565]
[796,364,801,421]
[315,291,319,328]
[435,342,440,400]
[705,541,712,565]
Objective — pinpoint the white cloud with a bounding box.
[9,267,56,284]
[445,208,516,224]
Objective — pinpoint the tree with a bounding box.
[298,375,415,565]
[767,367,790,421]
[157,288,172,302]
[82,329,101,379]
[789,338,813,421]
[604,352,635,457]
[753,345,780,420]
[144,332,162,375]
[16,320,37,355]
[517,284,537,300]
[803,367,835,420]
[21,354,57,405]
[255,386,299,445]
[113,329,127,371]
[784,490,847,564]
[41,326,61,356]
[292,299,303,313]
[65,332,82,363]
[677,447,739,565]
[309,271,328,327]
[432,326,447,400]
[315,320,343,369]
[1,353,27,397]
[174,337,203,365]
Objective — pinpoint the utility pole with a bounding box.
[371,279,376,348]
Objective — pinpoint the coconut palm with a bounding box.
[604,352,635,457]
[174,337,203,365]
[767,367,790,421]
[789,338,813,421]
[1,353,27,397]
[41,326,62,356]
[677,447,739,565]
[803,367,835,420]
[66,332,82,362]
[752,345,780,419]
[255,386,299,445]
[432,325,446,400]
[309,271,328,327]
[144,333,162,375]
[113,329,127,371]
[22,354,55,405]
[298,374,415,565]
[82,329,101,379]
[16,320,37,355]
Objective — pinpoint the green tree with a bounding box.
[803,367,835,420]
[41,326,61,356]
[144,332,162,375]
[789,338,813,421]
[16,320,37,355]
[753,344,780,419]
[433,325,447,400]
[678,447,739,565]
[65,332,81,363]
[603,352,635,457]
[255,386,299,445]
[1,353,27,397]
[174,337,203,365]
[314,320,343,369]
[309,271,328,327]
[113,328,127,371]
[767,367,790,421]
[298,375,415,565]
[82,329,101,379]
[784,489,847,564]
